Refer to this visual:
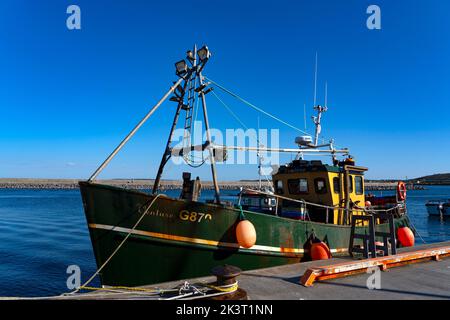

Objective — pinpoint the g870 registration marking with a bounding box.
[179,210,212,223]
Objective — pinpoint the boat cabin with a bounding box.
[238,187,277,215]
[272,157,368,225]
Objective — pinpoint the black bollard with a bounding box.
[209,265,248,300]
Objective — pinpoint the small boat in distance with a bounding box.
[79,45,414,287]
[426,200,449,217]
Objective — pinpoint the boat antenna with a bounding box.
[313,104,327,146]
[313,52,318,108]
[311,52,327,146]
[303,103,307,130]
[257,116,262,190]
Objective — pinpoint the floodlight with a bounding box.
[197,46,211,61]
[175,60,188,75]
[186,50,195,62]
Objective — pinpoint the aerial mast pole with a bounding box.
[312,54,327,146]
[257,116,262,190]
[313,52,318,109]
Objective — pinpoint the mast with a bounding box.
[152,84,188,194]
[198,71,221,203]
[313,105,327,146]
[152,46,197,193]
[152,45,220,202]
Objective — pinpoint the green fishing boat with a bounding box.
[79,45,413,287]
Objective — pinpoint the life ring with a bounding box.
[397,181,407,201]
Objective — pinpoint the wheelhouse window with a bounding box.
[275,180,284,194]
[288,178,308,195]
[333,177,340,194]
[348,176,354,193]
[355,176,364,195]
[314,178,327,194]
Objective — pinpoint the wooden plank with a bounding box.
[300,245,450,287]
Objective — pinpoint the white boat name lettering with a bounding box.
[147,210,174,219]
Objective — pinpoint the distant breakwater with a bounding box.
[0,179,425,191]
[366,185,425,191]
[0,183,255,191]
[0,179,260,191]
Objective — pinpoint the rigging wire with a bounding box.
[210,90,274,186]
[205,77,311,136]
[206,76,340,149]
[211,91,249,130]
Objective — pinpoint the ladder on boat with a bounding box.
[180,72,197,164]
[349,212,397,259]
[183,73,197,138]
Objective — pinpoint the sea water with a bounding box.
[0,186,448,297]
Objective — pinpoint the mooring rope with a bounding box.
[66,194,163,295]
[162,281,238,300]
[58,192,240,300]
[2,280,238,300]
[405,213,427,244]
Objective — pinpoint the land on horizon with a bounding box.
[0,173,448,190]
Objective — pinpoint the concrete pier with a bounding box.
[52,241,450,300]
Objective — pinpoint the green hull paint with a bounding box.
[79,182,411,287]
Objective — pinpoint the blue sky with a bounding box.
[0,0,449,180]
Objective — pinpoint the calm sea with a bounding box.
[0,186,448,297]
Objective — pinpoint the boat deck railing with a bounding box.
[242,188,403,225]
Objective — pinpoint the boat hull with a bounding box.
[426,203,449,216]
[79,182,411,287]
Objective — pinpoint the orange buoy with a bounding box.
[310,242,332,260]
[236,220,256,248]
[365,201,372,207]
[397,226,415,247]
